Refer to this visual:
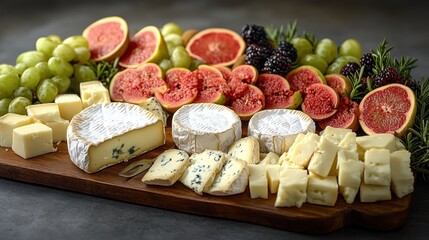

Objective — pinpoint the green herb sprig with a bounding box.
[88,57,120,88]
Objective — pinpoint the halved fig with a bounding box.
[301,83,339,121]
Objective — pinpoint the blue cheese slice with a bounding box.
[248,109,315,155]
[138,97,168,126]
[67,102,165,173]
[172,103,241,154]
[142,149,190,186]
[180,149,226,195]
[227,136,260,164]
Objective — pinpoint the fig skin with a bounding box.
[325,73,352,97]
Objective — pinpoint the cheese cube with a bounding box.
[390,150,414,198]
[307,174,338,206]
[337,149,359,169]
[308,136,337,177]
[180,149,226,195]
[80,81,111,109]
[12,123,56,159]
[54,94,83,121]
[340,186,359,204]
[338,159,364,188]
[248,164,268,199]
[26,103,62,122]
[338,132,357,152]
[288,132,319,168]
[206,155,248,196]
[266,164,281,193]
[44,118,69,142]
[227,136,260,164]
[275,168,308,208]
[142,149,190,186]
[356,134,396,152]
[360,183,391,203]
[364,148,391,186]
[321,126,352,145]
[259,152,279,165]
[0,113,31,147]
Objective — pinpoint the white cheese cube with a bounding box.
[338,132,357,152]
[12,123,56,159]
[306,174,338,206]
[0,113,31,147]
[321,126,352,145]
[206,155,248,196]
[44,118,69,142]
[54,94,83,121]
[308,136,338,177]
[275,168,308,208]
[142,149,190,186]
[340,186,359,204]
[26,103,62,122]
[180,149,226,195]
[338,160,364,188]
[364,148,391,186]
[360,183,391,203]
[80,80,111,109]
[227,136,260,164]
[390,150,414,198]
[259,152,279,165]
[356,134,396,152]
[248,164,268,199]
[266,164,281,193]
[288,132,319,168]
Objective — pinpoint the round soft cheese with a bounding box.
[172,103,242,154]
[248,109,316,155]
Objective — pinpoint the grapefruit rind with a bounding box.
[358,83,416,137]
[83,16,129,62]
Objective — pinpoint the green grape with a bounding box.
[189,59,204,71]
[339,39,362,59]
[170,46,192,68]
[47,34,63,44]
[35,62,52,80]
[0,64,19,75]
[314,38,337,64]
[52,44,76,62]
[37,80,58,103]
[48,57,73,77]
[0,72,20,99]
[8,97,31,115]
[73,64,96,82]
[20,66,41,91]
[164,34,184,47]
[159,59,173,73]
[290,37,313,61]
[161,22,183,36]
[74,47,91,63]
[35,37,59,57]
[0,98,12,116]
[63,35,89,48]
[326,55,359,74]
[49,75,70,94]
[299,54,328,74]
[14,86,33,102]
[16,50,47,67]
[15,63,27,75]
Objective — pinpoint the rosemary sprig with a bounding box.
[265,20,297,48]
[348,66,370,102]
[87,57,120,88]
[402,77,429,179]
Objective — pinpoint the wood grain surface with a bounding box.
[0,125,411,234]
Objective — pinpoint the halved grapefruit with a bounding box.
[186,28,245,67]
[82,16,129,62]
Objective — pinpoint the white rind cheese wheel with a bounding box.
[172,103,242,154]
[67,102,165,173]
[248,109,316,155]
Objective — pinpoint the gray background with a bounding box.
[1,0,429,239]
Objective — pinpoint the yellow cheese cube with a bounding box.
[306,174,338,206]
[0,113,31,147]
[12,123,56,159]
[288,132,319,168]
[44,118,69,142]
[248,164,268,199]
[259,152,279,165]
[54,94,83,121]
[321,126,352,145]
[308,136,337,177]
[356,133,396,160]
[340,186,359,204]
[266,164,281,193]
[275,168,308,208]
[338,159,364,188]
[390,150,414,198]
[338,132,357,152]
[26,103,62,122]
[360,183,391,203]
[364,148,391,186]
[80,81,111,109]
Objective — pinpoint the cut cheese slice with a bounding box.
[67,102,165,173]
[138,97,168,127]
[227,136,260,164]
[248,109,315,155]
[172,103,241,154]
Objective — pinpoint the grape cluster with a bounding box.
[0,35,94,116]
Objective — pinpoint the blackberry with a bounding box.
[245,44,273,72]
[262,51,292,76]
[340,62,360,77]
[359,53,375,77]
[241,24,270,47]
[277,41,297,62]
[373,67,405,89]
[405,79,418,92]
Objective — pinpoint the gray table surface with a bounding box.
[1,0,429,239]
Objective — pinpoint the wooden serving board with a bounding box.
[0,125,411,234]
